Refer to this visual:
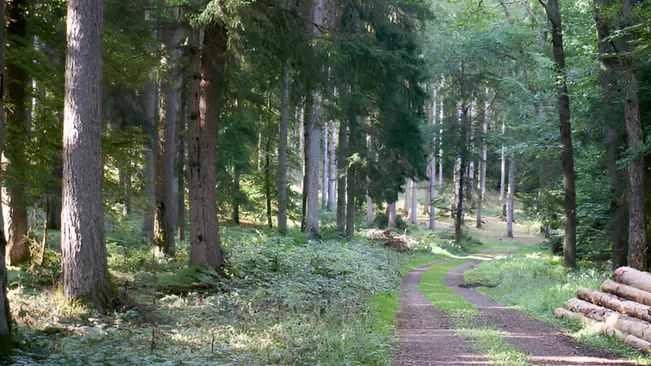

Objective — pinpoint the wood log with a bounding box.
[577,287,651,323]
[564,298,651,343]
[555,307,650,353]
[602,279,651,307]
[614,267,651,293]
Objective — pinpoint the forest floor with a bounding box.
[3,192,651,365]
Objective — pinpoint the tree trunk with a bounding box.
[499,120,506,201]
[336,121,347,235]
[540,0,577,268]
[154,19,183,257]
[455,157,465,244]
[429,95,437,230]
[424,166,430,215]
[306,93,321,240]
[345,115,356,238]
[61,0,109,309]
[507,156,515,238]
[3,0,29,265]
[141,75,157,236]
[438,79,444,187]
[301,103,309,233]
[188,26,225,268]
[232,165,240,225]
[265,135,272,228]
[178,124,186,240]
[388,202,397,228]
[614,266,651,293]
[0,0,10,344]
[277,59,290,231]
[593,0,627,268]
[322,122,328,208]
[410,179,418,225]
[477,93,488,228]
[404,178,411,218]
[328,121,336,211]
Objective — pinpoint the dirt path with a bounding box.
[446,259,639,366]
[394,259,490,365]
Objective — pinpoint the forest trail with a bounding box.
[395,248,639,365]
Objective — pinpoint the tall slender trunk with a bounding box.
[404,178,411,218]
[410,179,418,224]
[477,92,488,228]
[388,202,397,228]
[540,0,577,267]
[154,18,183,257]
[592,0,627,268]
[178,123,186,240]
[336,121,347,235]
[232,165,240,225]
[466,99,476,204]
[424,167,430,215]
[345,115,356,237]
[142,75,157,235]
[306,93,321,239]
[188,26,225,268]
[322,123,328,208]
[3,0,29,265]
[299,106,305,186]
[265,135,272,228]
[61,0,109,309]
[455,157,465,244]
[500,120,506,216]
[277,60,290,231]
[328,121,336,211]
[507,157,515,238]
[0,0,11,346]
[438,80,444,187]
[301,103,309,232]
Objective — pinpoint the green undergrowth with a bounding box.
[419,258,530,366]
[464,253,651,364]
[7,225,406,365]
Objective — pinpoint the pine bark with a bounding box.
[404,178,411,218]
[540,0,577,268]
[61,0,109,309]
[593,0,627,268]
[301,104,309,232]
[507,157,515,238]
[602,280,651,307]
[336,122,347,235]
[477,94,488,228]
[188,26,225,268]
[265,135,272,228]
[328,121,336,211]
[142,75,157,235]
[438,80,444,187]
[388,202,397,228]
[154,19,183,257]
[0,0,10,344]
[277,60,290,231]
[429,96,437,230]
[410,179,418,225]
[499,120,506,201]
[232,165,240,225]
[3,0,29,265]
[177,124,186,240]
[322,123,328,208]
[306,93,321,240]
[345,115,356,238]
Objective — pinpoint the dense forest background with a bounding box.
[0,0,650,363]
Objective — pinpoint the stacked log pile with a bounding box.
[555,266,651,353]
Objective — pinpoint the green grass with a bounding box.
[370,292,401,333]
[419,258,531,366]
[465,253,651,364]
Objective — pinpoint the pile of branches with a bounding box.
[366,230,410,252]
[555,266,651,353]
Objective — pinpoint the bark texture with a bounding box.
[0,0,10,346]
[410,179,418,225]
[3,0,29,265]
[188,26,225,268]
[61,0,109,309]
[328,122,336,211]
[540,0,577,268]
[322,123,328,208]
[506,157,515,238]
[306,93,321,240]
[602,280,651,307]
[154,18,183,257]
[141,75,157,235]
[388,202,397,228]
[277,60,290,231]
[336,122,347,235]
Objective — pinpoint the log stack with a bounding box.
[555,266,651,353]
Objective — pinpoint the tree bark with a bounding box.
[188,26,225,268]
[438,79,444,187]
[499,120,506,201]
[3,0,29,265]
[507,156,515,238]
[614,267,651,293]
[178,123,186,240]
[410,179,418,225]
[277,59,290,231]
[577,287,651,323]
[61,0,109,309]
[306,93,321,240]
[602,280,651,307]
[301,103,309,233]
[345,115,356,238]
[328,121,336,211]
[232,165,240,225]
[154,18,183,257]
[593,0,627,268]
[142,75,157,236]
[477,93,488,228]
[539,0,577,268]
[429,95,437,230]
[404,178,411,218]
[336,121,347,235]
[322,122,328,208]
[265,135,272,228]
[388,202,397,228]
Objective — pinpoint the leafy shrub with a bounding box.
[373,212,407,230]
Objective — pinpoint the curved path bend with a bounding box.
[395,253,640,366]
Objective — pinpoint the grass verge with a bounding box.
[419,258,531,366]
[464,253,651,364]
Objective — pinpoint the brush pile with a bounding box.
[555,266,651,353]
[366,229,410,252]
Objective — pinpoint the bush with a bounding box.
[373,212,407,230]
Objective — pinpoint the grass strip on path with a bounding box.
[419,257,531,366]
